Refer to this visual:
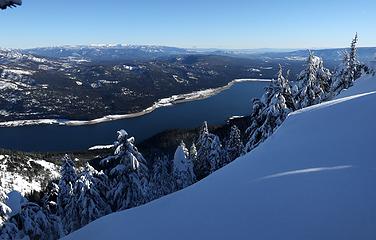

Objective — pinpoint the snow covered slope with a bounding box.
[64,75,376,240]
[0,154,60,194]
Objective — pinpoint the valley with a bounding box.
[0,47,300,122]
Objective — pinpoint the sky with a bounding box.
[0,0,375,49]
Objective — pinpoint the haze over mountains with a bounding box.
[1,45,375,123]
[20,44,376,62]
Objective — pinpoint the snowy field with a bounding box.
[64,74,376,240]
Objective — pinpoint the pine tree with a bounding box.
[244,66,293,153]
[195,122,222,180]
[40,181,59,214]
[74,163,111,228]
[173,141,196,190]
[0,203,64,240]
[195,122,212,180]
[331,34,360,96]
[101,130,149,211]
[224,125,243,165]
[0,221,20,240]
[294,52,332,108]
[0,187,11,226]
[149,156,175,200]
[208,135,223,173]
[189,143,198,164]
[57,154,78,234]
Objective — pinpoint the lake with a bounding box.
[0,80,269,152]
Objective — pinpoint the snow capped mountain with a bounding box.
[64,74,376,240]
[22,45,190,61]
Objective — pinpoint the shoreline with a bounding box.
[0,78,271,128]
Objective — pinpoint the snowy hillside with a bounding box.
[64,74,376,240]
[0,154,60,194]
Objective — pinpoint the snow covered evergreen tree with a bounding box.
[0,187,11,226]
[293,52,332,108]
[188,143,197,183]
[173,141,196,190]
[331,34,361,96]
[100,130,149,211]
[189,143,198,164]
[149,156,175,200]
[224,125,243,165]
[195,122,212,180]
[57,154,78,234]
[0,221,20,240]
[41,182,59,214]
[244,66,294,153]
[208,135,223,173]
[195,122,223,180]
[74,163,111,229]
[0,203,63,240]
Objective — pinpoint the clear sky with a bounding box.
[0,0,375,49]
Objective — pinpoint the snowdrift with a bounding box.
[64,75,376,240]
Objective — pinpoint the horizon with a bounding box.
[3,44,376,51]
[0,0,375,49]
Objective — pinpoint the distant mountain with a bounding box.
[22,45,190,61]
[21,45,376,63]
[2,49,301,122]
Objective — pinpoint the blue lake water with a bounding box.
[0,81,268,152]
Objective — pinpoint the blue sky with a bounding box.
[0,0,375,49]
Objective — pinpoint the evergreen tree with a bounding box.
[0,187,11,226]
[74,163,111,228]
[149,156,175,200]
[187,143,197,183]
[195,122,222,180]
[244,66,293,153]
[0,221,20,240]
[57,154,78,234]
[189,143,198,164]
[41,181,59,214]
[195,122,212,180]
[331,34,361,96]
[173,141,196,190]
[208,135,223,173]
[224,125,243,165]
[294,52,332,108]
[0,203,64,240]
[100,130,149,211]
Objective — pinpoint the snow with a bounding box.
[1,69,33,76]
[249,68,261,72]
[0,80,19,90]
[88,144,114,151]
[123,65,134,71]
[172,74,185,83]
[28,159,60,179]
[173,145,188,172]
[5,191,27,217]
[332,74,376,99]
[285,56,307,61]
[369,60,376,70]
[64,74,376,240]
[0,156,60,195]
[260,66,273,70]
